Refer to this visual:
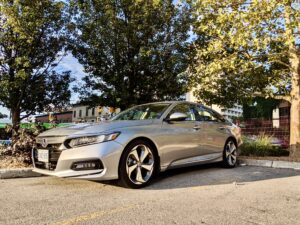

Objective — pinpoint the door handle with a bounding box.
[193,125,201,130]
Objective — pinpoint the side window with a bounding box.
[168,104,196,121]
[195,106,224,122]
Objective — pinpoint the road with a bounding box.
[1,164,300,225]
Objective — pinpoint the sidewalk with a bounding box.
[238,156,300,170]
[0,168,42,179]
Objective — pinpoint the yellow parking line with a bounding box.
[52,204,136,225]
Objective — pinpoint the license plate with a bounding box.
[37,149,49,163]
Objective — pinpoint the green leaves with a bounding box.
[70,0,193,109]
[190,0,299,107]
[0,0,72,125]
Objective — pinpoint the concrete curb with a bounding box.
[0,168,43,179]
[238,158,300,170]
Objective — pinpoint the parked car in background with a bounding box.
[33,101,242,188]
[0,139,12,146]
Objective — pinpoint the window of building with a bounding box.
[92,108,95,116]
[79,110,82,118]
[279,107,290,117]
[86,107,89,117]
[73,110,76,118]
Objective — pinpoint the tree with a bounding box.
[70,0,193,109]
[243,97,280,120]
[190,0,300,156]
[0,0,73,138]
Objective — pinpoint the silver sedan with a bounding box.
[33,101,242,188]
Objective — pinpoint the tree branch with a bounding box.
[269,59,291,68]
[20,111,35,121]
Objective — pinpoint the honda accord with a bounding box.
[33,101,242,188]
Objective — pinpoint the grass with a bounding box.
[240,134,290,157]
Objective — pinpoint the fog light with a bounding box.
[71,160,103,171]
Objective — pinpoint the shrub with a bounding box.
[0,124,45,166]
[240,134,290,157]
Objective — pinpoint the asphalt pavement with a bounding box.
[1,164,300,225]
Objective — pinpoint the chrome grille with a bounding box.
[34,143,63,171]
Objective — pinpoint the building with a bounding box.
[185,91,243,120]
[72,105,121,123]
[34,111,73,123]
[214,105,243,119]
[272,100,290,129]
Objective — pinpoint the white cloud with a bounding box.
[0,106,10,123]
[0,106,9,115]
[56,53,87,81]
[55,53,87,103]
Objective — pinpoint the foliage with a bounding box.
[0,126,10,139]
[0,112,7,119]
[70,0,193,109]
[243,97,280,119]
[0,0,73,134]
[240,135,289,157]
[0,124,45,166]
[190,0,300,107]
[190,0,300,153]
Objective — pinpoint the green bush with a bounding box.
[240,134,289,157]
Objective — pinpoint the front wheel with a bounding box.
[119,140,157,188]
[222,139,237,168]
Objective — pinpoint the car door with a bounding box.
[161,103,205,165]
[195,105,229,153]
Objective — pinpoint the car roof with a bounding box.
[140,100,204,106]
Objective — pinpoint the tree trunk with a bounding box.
[11,107,21,143]
[288,50,300,157]
[285,6,300,158]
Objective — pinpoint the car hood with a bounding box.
[38,120,154,138]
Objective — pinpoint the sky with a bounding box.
[0,54,87,122]
[55,54,87,104]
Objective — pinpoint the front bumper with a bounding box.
[32,141,124,181]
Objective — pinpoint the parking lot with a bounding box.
[1,164,300,225]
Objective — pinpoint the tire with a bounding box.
[222,139,237,168]
[118,140,158,188]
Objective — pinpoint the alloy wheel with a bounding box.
[225,141,237,166]
[126,144,154,185]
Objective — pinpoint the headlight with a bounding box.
[66,132,120,148]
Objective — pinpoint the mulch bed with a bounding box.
[0,147,32,169]
[0,155,31,169]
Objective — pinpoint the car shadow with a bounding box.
[101,163,300,190]
[144,163,300,190]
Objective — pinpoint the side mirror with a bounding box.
[165,112,188,122]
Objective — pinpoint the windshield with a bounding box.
[111,103,171,121]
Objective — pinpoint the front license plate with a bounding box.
[37,149,49,163]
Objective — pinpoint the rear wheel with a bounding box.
[119,140,157,188]
[222,139,237,168]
